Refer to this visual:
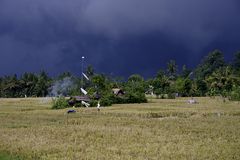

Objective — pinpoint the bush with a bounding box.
[125,92,147,103]
[229,86,240,101]
[111,95,127,104]
[90,100,98,107]
[97,93,127,106]
[167,93,176,99]
[88,90,148,107]
[52,96,69,109]
[100,96,113,106]
[74,102,82,107]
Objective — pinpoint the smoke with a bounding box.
[39,97,52,104]
[49,77,74,97]
[40,77,75,104]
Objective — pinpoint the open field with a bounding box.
[0,97,239,160]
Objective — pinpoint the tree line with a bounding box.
[0,49,240,101]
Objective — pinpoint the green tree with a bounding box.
[206,66,235,97]
[174,77,192,97]
[233,51,240,75]
[181,65,192,78]
[20,73,38,97]
[57,72,72,80]
[1,74,22,97]
[126,74,145,93]
[33,71,51,97]
[152,70,170,98]
[0,77,2,97]
[194,79,208,96]
[122,74,147,103]
[167,60,178,80]
[229,85,240,101]
[86,65,95,78]
[91,74,111,94]
[195,49,225,79]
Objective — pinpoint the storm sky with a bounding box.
[0,0,240,77]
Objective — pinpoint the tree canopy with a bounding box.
[1,49,240,102]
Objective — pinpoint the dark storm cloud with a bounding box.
[0,0,240,77]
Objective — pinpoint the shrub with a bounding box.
[90,100,98,107]
[229,86,240,101]
[74,102,82,107]
[111,95,127,104]
[52,96,69,109]
[88,90,148,107]
[100,96,113,106]
[125,92,147,103]
[167,93,176,99]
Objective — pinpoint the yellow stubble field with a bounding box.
[0,97,239,159]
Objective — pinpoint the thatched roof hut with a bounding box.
[72,96,91,102]
[68,96,91,106]
[112,88,124,96]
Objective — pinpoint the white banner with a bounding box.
[82,72,89,81]
[80,88,88,95]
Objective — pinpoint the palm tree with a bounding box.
[167,60,178,80]
[206,66,235,99]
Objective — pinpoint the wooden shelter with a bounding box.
[112,88,125,96]
[68,96,91,106]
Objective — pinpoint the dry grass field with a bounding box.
[0,97,239,160]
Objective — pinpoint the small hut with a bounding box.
[112,88,125,96]
[68,96,91,106]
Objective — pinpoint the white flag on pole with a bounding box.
[82,72,89,81]
[80,88,88,95]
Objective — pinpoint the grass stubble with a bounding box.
[0,97,239,159]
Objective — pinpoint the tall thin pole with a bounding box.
[81,56,85,91]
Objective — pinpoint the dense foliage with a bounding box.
[52,96,69,109]
[1,50,240,104]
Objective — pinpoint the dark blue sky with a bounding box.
[0,0,240,78]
